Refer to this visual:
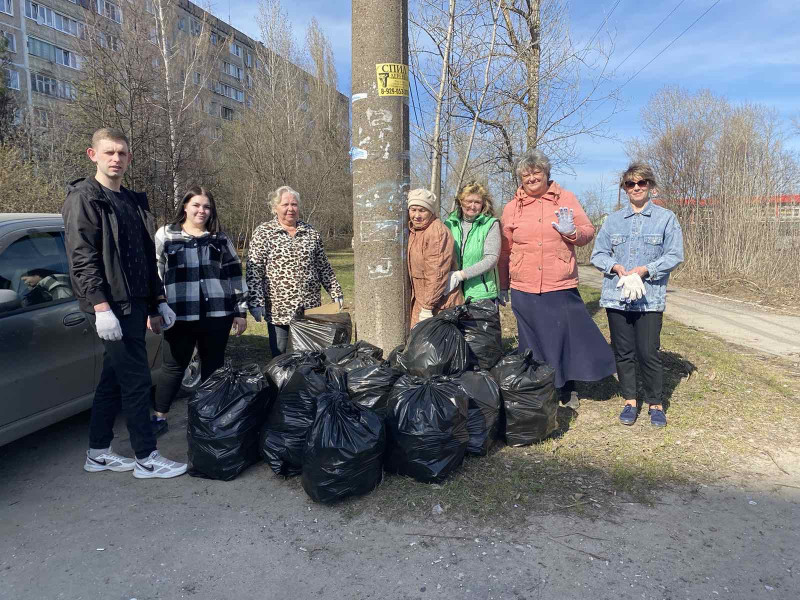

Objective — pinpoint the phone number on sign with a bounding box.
[380,87,407,96]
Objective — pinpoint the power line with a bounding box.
[620,0,722,90]
[586,0,622,49]
[615,0,687,72]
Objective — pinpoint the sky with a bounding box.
[217,0,800,208]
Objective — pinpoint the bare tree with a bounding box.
[222,0,351,246]
[150,0,226,209]
[411,0,620,202]
[629,86,800,301]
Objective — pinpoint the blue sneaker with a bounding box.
[619,404,638,425]
[649,407,667,428]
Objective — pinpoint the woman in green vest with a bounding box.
[444,181,501,302]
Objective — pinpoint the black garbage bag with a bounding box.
[287,312,352,352]
[260,362,330,476]
[491,350,557,446]
[347,361,402,419]
[301,392,386,503]
[265,351,325,395]
[187,363,270,481]
[402,312,468,377]
[387,344,408,373]
[439,300,504,370]
[455,369,501,456]
[385,375,469,483]
[323,340,383,367]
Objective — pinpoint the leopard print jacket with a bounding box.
[246,218,342,325]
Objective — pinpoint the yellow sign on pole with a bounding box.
[375,63,409,97]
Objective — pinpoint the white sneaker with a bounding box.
[84,447,136,472]
[133,450,187,479]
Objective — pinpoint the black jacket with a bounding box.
[62,177,164,315]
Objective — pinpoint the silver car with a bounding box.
[0,213,166,446]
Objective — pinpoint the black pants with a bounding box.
[153,316,234,414]
[606,309,663,406]
[268,322,289,358]
[87,300,156,460]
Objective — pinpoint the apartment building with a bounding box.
[0,0,283,129]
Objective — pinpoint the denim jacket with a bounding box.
[590,201,684,312]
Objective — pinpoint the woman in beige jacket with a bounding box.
[407,188,463,327]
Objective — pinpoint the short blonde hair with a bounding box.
[451,181,496,218]
[620,162,657,189]
[270,185,300,215]
[91,127,129,150]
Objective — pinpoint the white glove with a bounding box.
[335,297,344,310]
[95,309,122,341]
[627,273,646,301]
[445,271,465,294]
[157,302,176,330]
[498,289,509,306]
[616,275,630,301]
[418,308,434,321]
[616,274,646,303]
[249,306,263,322]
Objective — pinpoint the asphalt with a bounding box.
[578,266,800,359]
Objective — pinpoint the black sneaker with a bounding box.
[151,416,169,438]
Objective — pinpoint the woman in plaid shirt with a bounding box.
[150,186,248,436]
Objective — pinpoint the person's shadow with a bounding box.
[575,350,696,412]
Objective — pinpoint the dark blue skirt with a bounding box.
[511,288,616,388]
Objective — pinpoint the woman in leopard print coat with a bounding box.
[246,186,343,356]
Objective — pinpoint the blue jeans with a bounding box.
[87,299,156,460]
[268,322,289,358]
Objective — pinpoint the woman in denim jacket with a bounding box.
[590,163,684,427]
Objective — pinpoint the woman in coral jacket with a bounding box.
[499,150,616,409]
[407,188,464,327]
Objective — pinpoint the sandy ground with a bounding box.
[578,266,800,359]
[1,397,798,600]
[3,276,800,599]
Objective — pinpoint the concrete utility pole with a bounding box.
[351,0,411,351]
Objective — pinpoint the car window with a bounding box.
[0,231,74,314]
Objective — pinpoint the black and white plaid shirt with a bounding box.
[155,224,247,320]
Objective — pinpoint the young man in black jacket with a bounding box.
[62,127,186,479]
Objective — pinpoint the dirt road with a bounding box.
[2,399,798,599]
[578,266,800,359]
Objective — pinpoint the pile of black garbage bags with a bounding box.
[185,301,559,504]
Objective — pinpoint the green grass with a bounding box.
[227,250,800,524]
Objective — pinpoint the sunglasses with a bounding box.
[624,179,649,189]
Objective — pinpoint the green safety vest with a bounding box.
[444,210,499,301]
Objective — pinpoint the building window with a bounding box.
[230,42,242,57]
[25,1,86,37]
[246,73,252,88]
[1,30,15,53]
[193,71,201,85]
[0,0,12,16]
[207,101,219,117]
[221,61,242,80]
[34,108,49,127]
[30,72,77,100]
[98,31,119,51]
[178,17,185,31]
[221,106,234,121]
[5,69,19,90]
[28,37,82,70]
[190,20,201,36]
[144,0,154,15]
[210,31,219,45]
[96,0,122,24]
[245,52,252,67]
